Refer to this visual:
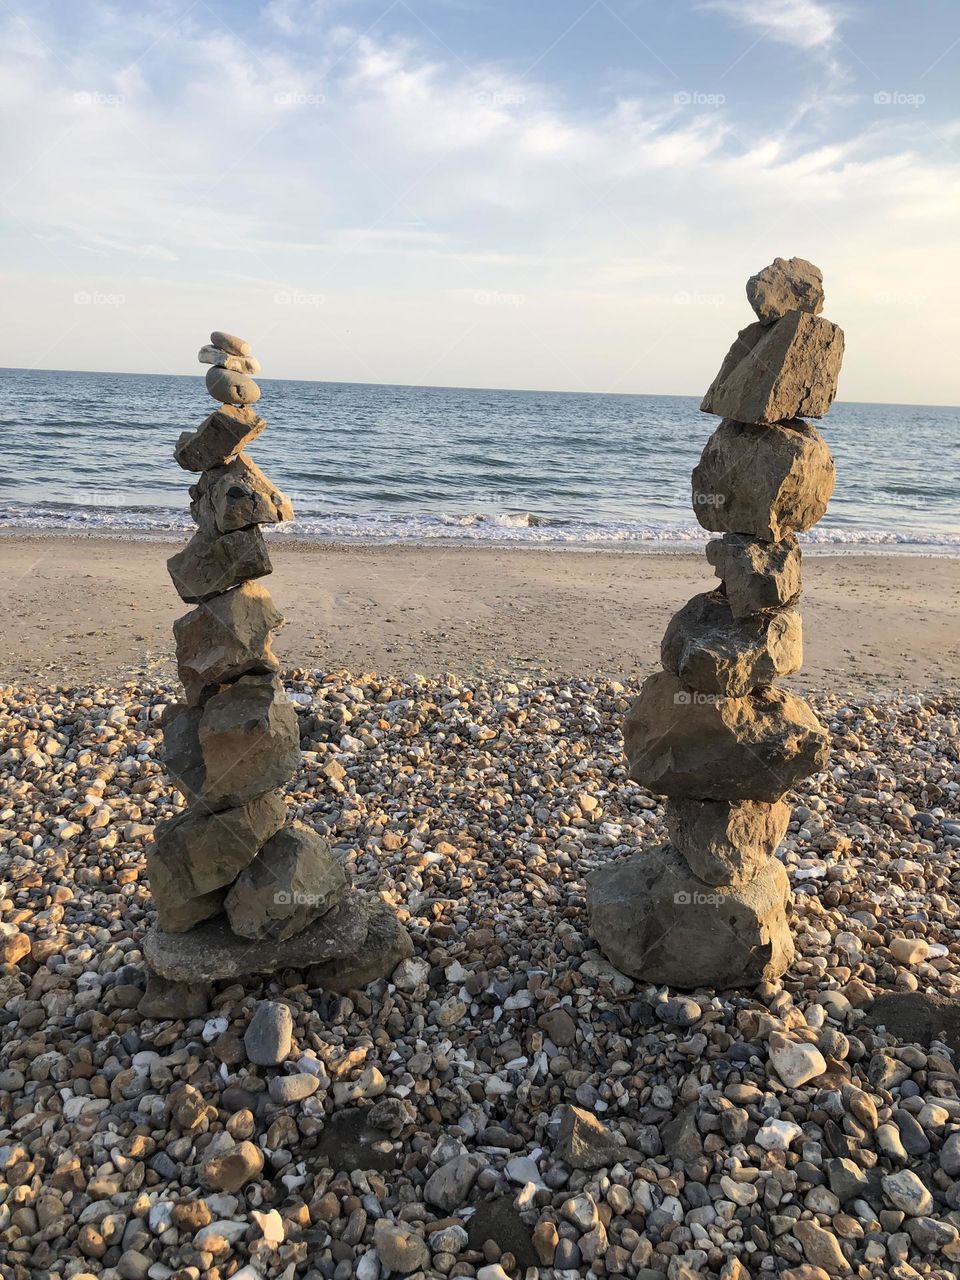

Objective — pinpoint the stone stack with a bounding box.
[589,258,844,990]
[143,330,412,987]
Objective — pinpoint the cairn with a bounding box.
[143,330,411,988]
[589,259,844,989]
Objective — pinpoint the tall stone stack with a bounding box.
[589,258,844,990]
[143,330,411,986]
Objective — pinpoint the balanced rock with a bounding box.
[175,406,266,472]
[692,418,835,541]
[666,797,791,886]
[205,365,261,407]
[587,843,794,988]
[144,877,225,934]
[707,533,802,617]
[210,330,252,357]
[148,791,286,901]
[167,526,271,603]
[190,454,294,533]
[163,674,300,810]
[701,311,844,423]
[225,821,349,941]
[173,581,283,705]
[198,344,261,375]
[746,257,824,324]
[624,670,830,801]
[661,591,802,696]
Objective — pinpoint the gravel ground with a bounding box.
[2,671,960,1280]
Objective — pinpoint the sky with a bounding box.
[0,0,958,403]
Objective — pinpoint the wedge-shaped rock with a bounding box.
[624,670,829,802]
[174,581,283,704]
[701,312,844,423]
[190,454,294,534]
[225,821,349,942]
[163,674,301,810]
[198,344,261,375]
[707,534,802,618]
[175,405,266,472]
[148,791,286,902]
[746,257,824,324]
[205,365,261,406]
[666,797,791,887]
[146,878,225,934]
[661,591,801,696]
[587,844,794,988]
[692,419,834,541]
[168,527,271,603]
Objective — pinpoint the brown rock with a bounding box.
[667,797,790,886]
[746,257,824,324]
[792,1220,851,1275]
[201,1140,263,1193]
[0,932,31,966]
[138,973,211,1019]
[556,1105,626,1169]
[692,419,835,541]
[175,405,266,472]
[198,344,261,375]
[210,329,251,357]
[167,526,271,603]
[587,843,794,988]
[661,591,802,696]
[162,674,300,810]
[225,821,349,942]
[701,312,844,423]
[624,670,830,802]
[205,365,260,406]
[173,580,283,704]
[707,533,802,618]
[190,454,294,533]
[144,877,225,933]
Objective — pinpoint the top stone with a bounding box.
[746,257,824,325]
[210,330,251,358]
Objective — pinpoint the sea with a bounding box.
[2,368,958,551]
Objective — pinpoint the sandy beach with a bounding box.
[1,535,958,693]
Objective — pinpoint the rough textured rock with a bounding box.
[707,533,802,618]
[692,418,835,541]
[163,674,300,810]
[173,581,283,704]
[556,1105,626,1170]
[225,821,349,941]
[198,343,261,375]
[701,311,844,423]
[587,843,794,988]
[305,897,414,993]
[661,591,802,696]
[624,670,830,802]
[138,973,211,1019]
[174,406,266,472]
[666,796,791,886]
[205,364,261,407]
[144,877,225,934]
[210,329,251,357]
[190,454,294,534]
[167,527,272,603]
[148,791,286,901]
[746,256,824,324]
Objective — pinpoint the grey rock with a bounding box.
[657,996,702,1027]
[138,973,211,1019]
[662,1104,703,1165]
[305,897,414,993]
[225,821,349,942]
[624,671,830,802]
[895,1110,931,1156]
[556,1105,625,1170]
[661,590,802,696]
[693,418,835,541]
[666,797,790,887]
[882,1169,934,1216]
[907,1216,959,1252]
[175,405,266,472]
[210,329,252,357]
[746,256,825,324]
[167,526,272,603]
[373,1219,429,1273]
[423,1154,485,1211]
[940,1131,960,1177]
[268,1072,320,1103]
[163,674,300,811]
[173,580,283,705]
[706,533,802,618]
[198,343,261,375]
[826,1157,870,1204]
[587,843,794,989]
[701,311,844,423]
[244,1000,293,1065]
[190,453,294,534]
[205,364,261,406]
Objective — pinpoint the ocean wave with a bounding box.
[2,501,960,550]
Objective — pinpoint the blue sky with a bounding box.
[1,0,958,401]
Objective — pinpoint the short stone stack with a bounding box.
[589,258,844,990]
[143,330,412,987]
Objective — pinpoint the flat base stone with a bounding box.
[144,890,409,985]
[587,844,794,990]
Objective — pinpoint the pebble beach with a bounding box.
[3,665,960,1279]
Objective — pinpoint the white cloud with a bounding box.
[702,0,841,50]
